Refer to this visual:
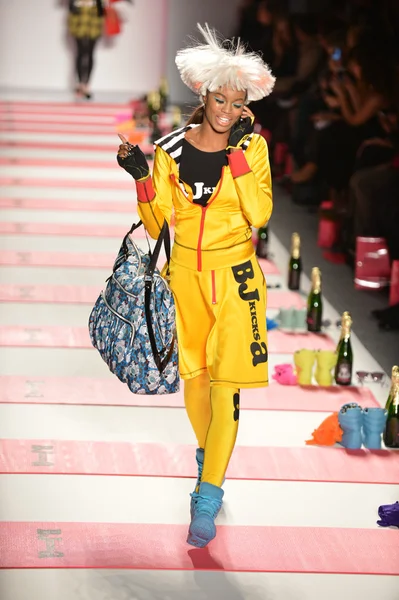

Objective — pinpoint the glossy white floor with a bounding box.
[0,93,398,600]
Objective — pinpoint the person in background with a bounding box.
[349,107,399,242]
[68,0,105,99]
[272,14,323,97]
[290,38,396,190]
[271,14,297,78]
[243,0,275,65]
[291,29,346,171]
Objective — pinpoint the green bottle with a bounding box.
[288,232,302,290]
[256,224,269,259]
[159,77,169,112]
[307,267,323,332]
[171,106,182,130]
[383,365,399,448]
[334,312,353,385]
[147,91,162,144]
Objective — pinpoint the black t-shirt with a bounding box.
[179,138,228,207]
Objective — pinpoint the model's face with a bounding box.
[204,87,246,133]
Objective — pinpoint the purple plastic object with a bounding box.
[377,501,399,528]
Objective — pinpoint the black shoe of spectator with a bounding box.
[374,303,399,330]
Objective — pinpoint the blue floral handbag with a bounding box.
[88,220,180,395]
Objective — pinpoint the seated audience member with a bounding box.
[271,14,298,78]
[291,29,347,169]
[349,107,399,243]
[272,14,323,97]
[242,0,275,64]
[290,38,397,191]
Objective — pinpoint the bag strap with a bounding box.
[144,220,174,373]
[148,220,171,275]
[116,219,174,373]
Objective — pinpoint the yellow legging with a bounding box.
[184,372,239,488]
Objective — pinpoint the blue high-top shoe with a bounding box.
[190,448,204,518]
[362,407,388,449]
[338,403,363,449]
[187,482,224,548]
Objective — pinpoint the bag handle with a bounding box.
[116,219,174,373]
[144,220,174,373]
[118,219,170,269]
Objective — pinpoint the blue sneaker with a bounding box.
[362,407,388,449]
[338,403,363,449]
[187,482,224,548]
[190,449,225,518]
[190,448,204,518]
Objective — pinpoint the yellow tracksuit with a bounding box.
[136,126,273,388]
[135,125,273,487]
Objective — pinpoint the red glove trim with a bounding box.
[136,176,155,203]
[228,150,251,178]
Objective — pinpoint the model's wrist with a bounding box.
[226,146,242,154]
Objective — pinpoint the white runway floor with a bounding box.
[0,93,398,600]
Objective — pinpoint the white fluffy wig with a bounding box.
[175,23,276,103]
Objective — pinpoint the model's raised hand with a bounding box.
[116,134,150,181]
[227,114,254,151]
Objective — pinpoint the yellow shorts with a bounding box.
[169,254,268,388]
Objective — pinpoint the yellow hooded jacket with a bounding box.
[135,125,273,272]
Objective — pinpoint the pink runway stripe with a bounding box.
[0,326,334,352]
[1,439,397,484]
[0,222,146,238]
[0,283,291,305]
[269,329,335,352]
[0,326,92,348]
[2,124,128,135]
[0,375,380,412]
[0,250,119,269]
[267,290,305,308]
[0,521,397,574]
[0,284,101,304]
[0,197,136,213]
[0,101,131,111]
[0,251,278,275]
[0,157,121,169]
[0,141,152,153]
[0,179,134,190]
[0,114,119,125]
[257,258,279,275]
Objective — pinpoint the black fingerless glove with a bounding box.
[227,116,254,152]
[117,144,150,181]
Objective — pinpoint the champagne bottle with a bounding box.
[159,77,169,112]
[172,106,182,130]
[147,91,161,120]
[256,224,269,259]
[307,267,323,332]
[383,365,399,448]
[288,232,302,290]
[334,312,353,385]
[147,91,162,144]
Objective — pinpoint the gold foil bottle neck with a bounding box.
[160,77,168,95]
[311,267,321,293]
[391,365,399,388]
[291,233,301,259]
[340,311,352,338]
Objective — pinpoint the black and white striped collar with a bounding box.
[154,124,254,168]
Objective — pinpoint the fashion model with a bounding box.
[68,0,105,99]
[117,23,275,548]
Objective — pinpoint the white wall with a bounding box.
[0,0,166,94]
[165,0,243,105]
[0,0,243,101]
